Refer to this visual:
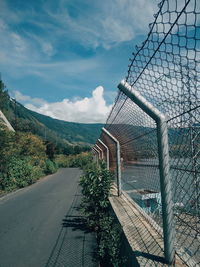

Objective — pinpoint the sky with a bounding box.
[0,0,159,123]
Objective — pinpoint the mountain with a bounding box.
[0,79,103,152]
[27,108,103,144]
[13,101,103,145]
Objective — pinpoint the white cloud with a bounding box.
[12,91,46,106]
[41,42,54,56]
[45,0,158,49]
[14,86,112,123]
[0,0,158,84]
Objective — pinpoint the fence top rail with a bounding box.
[94,144,103,152]
[92,147,100,155]
[102,127,120,145]
[98,139,109,150]
[118,80,166,124]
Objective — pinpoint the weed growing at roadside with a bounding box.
[80,161,124,266]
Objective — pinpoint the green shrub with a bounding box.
[80,163,123,266]
[55,154,70,168]
[98,215,122,266]
[6,157,34,189]
[68,152,92,168]
[80,166,112,228]
[44,159,58,174]
[31,166,44,181]
[0,172,16,191]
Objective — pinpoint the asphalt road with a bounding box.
[0,168,97,267]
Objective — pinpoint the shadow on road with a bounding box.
[62,215,90,232]
[45,191,97,267]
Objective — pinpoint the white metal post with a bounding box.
[102,127,121,196]
[95,144,104,160]
[98,139,110,170]
[93,147,100,159]
[93,147,100,166]
[118,80,175,265]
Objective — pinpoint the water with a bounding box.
[121,158,198,206]
[120,158,200,265]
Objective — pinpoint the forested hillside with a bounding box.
[0,79,103,154]
[0,78,102,193]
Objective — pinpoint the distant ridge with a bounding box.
[0,79,103,151]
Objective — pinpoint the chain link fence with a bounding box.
[95,0,199,265]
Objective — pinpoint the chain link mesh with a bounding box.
[97,0,200,265]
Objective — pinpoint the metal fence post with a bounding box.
[157,118,175,265]
[118,80,175,265]
[98,139,110,170]
[93,147,100,167]
[102,127,121,196]
[95,144,104,160]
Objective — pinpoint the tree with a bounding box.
[45,141,56,160]
[0,79,10,112]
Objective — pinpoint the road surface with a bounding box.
[0,168,97,267]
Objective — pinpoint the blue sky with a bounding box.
[0,0,158,123]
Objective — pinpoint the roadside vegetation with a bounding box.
[0,79,123,265]
[0,124,124,265]
[80,160,125,267]
[0,78,97,194]
[0,78,101,149]
[0,126,91,193]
